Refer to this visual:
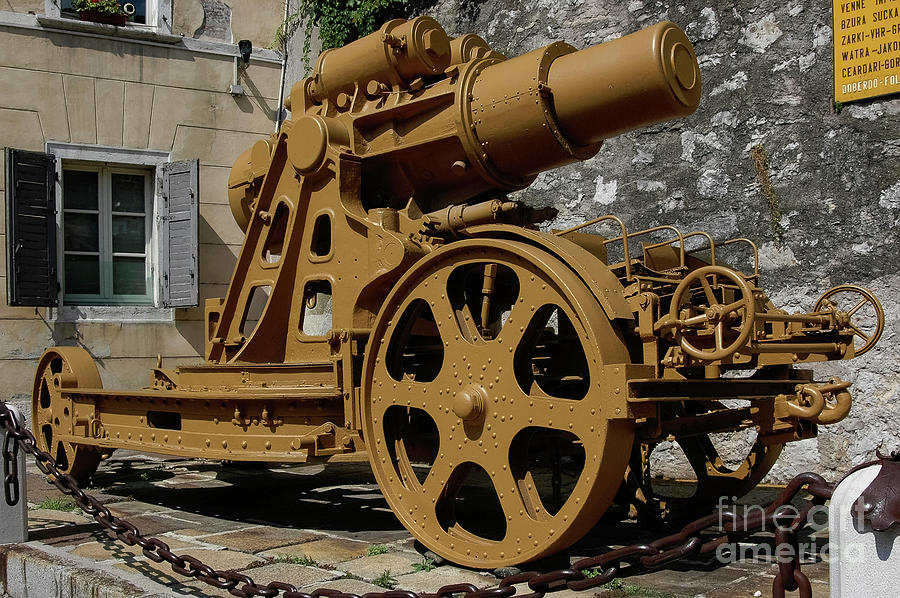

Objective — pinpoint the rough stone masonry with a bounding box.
[334,0,900,481]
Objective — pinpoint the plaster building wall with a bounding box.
[280,0,899,480]
[0,2,285,415]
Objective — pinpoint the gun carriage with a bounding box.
[32,17,884,568]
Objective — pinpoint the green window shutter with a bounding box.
[5,148,59,307]
[159,159,199,308]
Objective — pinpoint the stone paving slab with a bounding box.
[199,525,318,552]
[302,577,386,594]
[391,566,498,593]
[263,537,372,566]
[175,563,341,598]
[113,548,265,580]
[339,550,424,581]
[71,535,196,561]
[26,509,93,524]
[18,509,105,549]
[105,505,249,536]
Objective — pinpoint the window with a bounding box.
[4,146,198,311]
[54,0,168,30]
[61,164,153,305]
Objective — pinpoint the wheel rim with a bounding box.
[362,239,633,567]
[32,347,102,482]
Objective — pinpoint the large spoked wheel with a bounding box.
[32,347,103,483]
[814,284,884,357]
[670,266,756,361]
[362,239,633,568]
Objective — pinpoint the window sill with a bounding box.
[51,304,174,323]
[36,15,182,44]
[2,13,283,63]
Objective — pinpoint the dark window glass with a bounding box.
[130,0,148,24]
[63,170,98,210]
[65,255,100,294]
[113,257,146,295]
[64,213,100,252]
[112,215,145,253]
[112,173,145,212]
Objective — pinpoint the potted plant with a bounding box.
[73,0,126,26]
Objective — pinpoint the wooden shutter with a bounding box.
[4,149,58,307]
[159,159,199,308]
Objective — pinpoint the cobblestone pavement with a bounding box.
[10,452,831,598]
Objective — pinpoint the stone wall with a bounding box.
[285,0,899,480]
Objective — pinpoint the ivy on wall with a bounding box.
[313,0,412,49]
[274,0,413,71]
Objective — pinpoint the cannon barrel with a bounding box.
[550,22,701,145]
[464,21,701,185]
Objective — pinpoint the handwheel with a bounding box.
[32,347,103,483]
[814,284,884,356]
[362,239,633,568]
[670,265,756,361]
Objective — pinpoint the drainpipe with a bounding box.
[275,0,290,132]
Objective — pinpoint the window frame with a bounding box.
[46,142,173,321]
[60,162,154,306]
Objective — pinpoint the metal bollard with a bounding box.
[1,405,28,544]
[829,457,900,597]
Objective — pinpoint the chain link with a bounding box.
[3,413,20,505]
[1,401,832,598]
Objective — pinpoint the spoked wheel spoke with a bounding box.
[680,433,783,506]
[363,239,633,567]
[31,347,104,483]
[848,323,870,342]
[623,431,784,526]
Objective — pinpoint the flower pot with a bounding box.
[79,10,127,26]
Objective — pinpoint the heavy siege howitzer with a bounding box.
[31,17,884,568]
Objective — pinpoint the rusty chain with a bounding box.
[1,401,831,598]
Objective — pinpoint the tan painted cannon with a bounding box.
[32,17,882,568]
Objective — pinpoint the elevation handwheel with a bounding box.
[670,265,756,361]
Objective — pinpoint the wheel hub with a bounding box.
[453,384,486,421]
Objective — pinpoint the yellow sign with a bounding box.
[833,0,900,102]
